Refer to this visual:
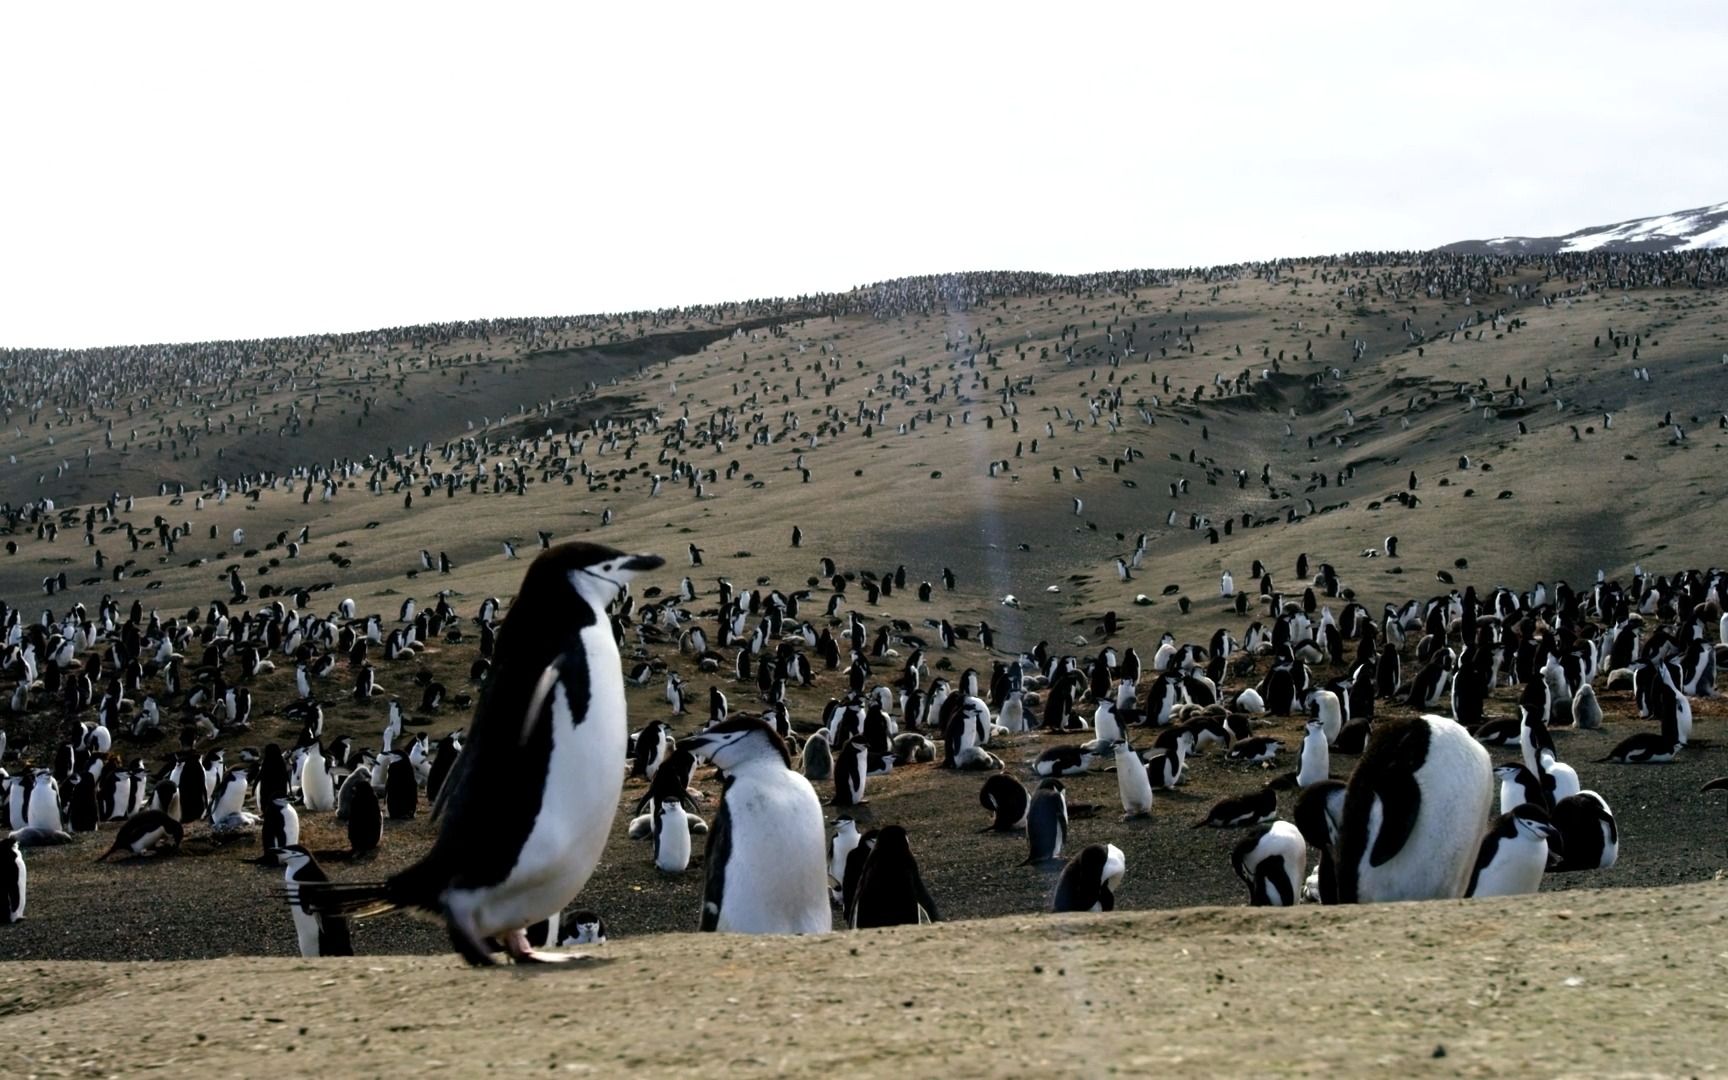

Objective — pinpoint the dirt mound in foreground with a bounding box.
[4,880,1723,1077]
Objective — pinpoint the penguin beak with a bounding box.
[622,554,665,574]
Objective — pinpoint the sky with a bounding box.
[2,1,1724,349]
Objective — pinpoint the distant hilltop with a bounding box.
[1441,200,1728,255]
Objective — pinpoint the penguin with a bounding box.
[1231,821,1307,906]
[800,728,833,782]
[425,732,460,803]
[1032,745,1098,777]
[1294,779,1348,904]
[1226,737,1283,764]
[1339,713,1493,903]
[1297,719,1330,788]
[684,717,830,935]
[832,738,868,806]
[291,544,664,965]
[299,745,337,812]
[262,796,300,861]
[1571,683,1603,730]
[1550,791,1618,872]
[384,752,418,820]
[280,845,355,957]
[559,911,608,946]
[1052,843,1126,913]
[631,721,674,780]
[1194,783,1278,828]
[1114,740,1154,818]
[1310,690,1343,745]
[96,810,184,861]
[828,817,861,901]
[208,767,251,827]
[652,798,692,874]
[66,772,99,833]
[1466,804,1559,898]
[847,825,939,928]
[979,774,1030,831]
[1024,778,1068,863]
[347,781,382,857]
[1496,762,1549,814]
[0,832,26,924]
[175,760,208,824]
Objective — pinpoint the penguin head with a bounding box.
[1510,804,1559,843]
[544,544,665,609]
[276,843,315,868]
[681,717,791,771]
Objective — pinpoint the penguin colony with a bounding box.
[4,536,1724,956]
[1,253,1727,958]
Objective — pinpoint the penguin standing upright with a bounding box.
[652,798,692,874]
[1114,740,1153,818]
[425,733,461,803]
[300,745,336,812]
[832,738,868,806]
[1339,713,1493,903]
[262,796,300,861]
[1467,804,1559,897]
[828,817,861,902]
[1052,843,1126,912]
[292,544,663,964]
[347,781,382,857]
[1,837,23,923]
[684,717,830,935]
[800,729,832,782]
[1024,778,1068,863]
[847,826,939,928]
[1297,718,1330,788]
[385,753,418,820]
[280,845,354,957]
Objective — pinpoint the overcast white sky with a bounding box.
[2,1,1723,348]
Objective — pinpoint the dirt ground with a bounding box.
[3,880,1724,1077]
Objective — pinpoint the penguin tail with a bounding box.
[289,879,403,920]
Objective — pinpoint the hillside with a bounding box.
[2,248,1728,1049]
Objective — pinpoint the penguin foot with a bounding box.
[503,929,580,964]
[446,913,499,967]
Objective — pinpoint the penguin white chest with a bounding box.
[458,624,627,936]
[1471,835,1548,898]
[717,774,830,934]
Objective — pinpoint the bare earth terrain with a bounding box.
[4,881,1725,1077]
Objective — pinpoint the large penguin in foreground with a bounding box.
[292,543,663,964]
[1338,712,1492,903]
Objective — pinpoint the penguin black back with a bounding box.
[348,781,382,857]
[849,826,939,928]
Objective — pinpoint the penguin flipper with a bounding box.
[1367,782,1421,868]
[698,799,731,932]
